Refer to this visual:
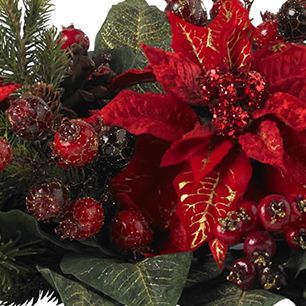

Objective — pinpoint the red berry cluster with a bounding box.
[59,25,90,51]
[225,193,306,290]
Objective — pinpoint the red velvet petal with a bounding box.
[209,238,228,269]
[161,124,215,167]
[0,82,20,102]
[142,44,203,104]
[239,120,285,170]
[190,138,233,185]
[254,92,306,132]
[173,150,252,251]
[100,90,198,142]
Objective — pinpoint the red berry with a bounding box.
[111,210,153,251]
[259,266,287,291]
[244,231,276,258]
[285,226,306,250]
[59,25,89,50]
[213,222,242,245]
[258,194,291,231]
[56,197,104,240]
[227,257,256,290]
[26,180,69,221]
[53,119,99,167]
[239,200,259,233]
[254,20,283,48]
[287,194,306,224]
[6,96,54,140]
[0,138,12,171]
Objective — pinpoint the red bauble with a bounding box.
[254,20,283,48]
[56,197,104,240]
[53,119,99,167]
[258,194,291,231]
[59,25,89,50]
[227,257,256,290]
[26,180,69,221]
[239,200,259,233]
[244,231,276,258]
[0,138,12,171]
[111,210,153,251]
[6,96,54,140]
[285,227,306,250]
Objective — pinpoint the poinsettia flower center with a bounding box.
[201,69,268,137]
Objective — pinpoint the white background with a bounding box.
[12,0,296,305]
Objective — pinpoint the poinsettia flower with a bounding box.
[99,0,306,266]
[0,79,19,102]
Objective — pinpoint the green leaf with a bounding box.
[180,283,285,306]
[61,252,192,306]
[38,267,117,306]
[95,0,170,51]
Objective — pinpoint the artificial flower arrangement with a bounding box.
[0,0,305,305]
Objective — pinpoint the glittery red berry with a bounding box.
[6,96,54,140]
[285,226,306,250]
[59,25,89,50]
[0,138,12,171]
[258,195,291,231]
[259,266,287,291]
[227,257,256,290]
[165,0,208,26]
[239,200,259,233]
[254,20,283,48]
[26,180,69,221]
[287,194,306,224]
[56,197,104,240]
[53,119,99,167]
[111,210,153,251]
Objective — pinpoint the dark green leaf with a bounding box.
[38,267,116,306]
[61,252,192,306]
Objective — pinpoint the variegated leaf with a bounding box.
[60,252,192,306]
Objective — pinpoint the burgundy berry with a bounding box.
[285,226,306,250]
[288,194,306,224]
[0,138,12,171]
[259,266,287,291]
[239,200,259,233]
[227,257,256,290]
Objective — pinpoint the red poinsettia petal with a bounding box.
[109,66,156,90]
[253,43,306,88]
[161,124,215,167]
[173,150,252,251]
[0,82,20,102]
[209,238,228,269]
[254,92,306,132]
[190,138,233,185]
[239,120,285,170]
[100,90,198,142]
[142,44,203,104]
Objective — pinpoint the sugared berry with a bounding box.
[59,25,89,50]
[26,180,69,221]
[6,96,54,140]
[258,194,291,231]
[0,138,12,171]
[227,257,256,290]
[259,266,287,291]
[111,210,153,251]
[53,119,99,167]
[285,226,306,249]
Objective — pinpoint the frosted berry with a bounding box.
[56,197,104,240]
[165,0,208,26]
[277,0,306,42]
[227,257,256,290]
[285,226,306,249]
[0,138,12,171]
[258,194,291,231]
[254,20,283,48]
[99,126,135,173]
[111,210,153,251]
[53,119,99,167]
[59,25,89,50]
[259,266,287,291]
[26,180,69,221]
[6,96,54,140]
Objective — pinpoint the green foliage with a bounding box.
[0,0,68,88]
[60,252,192,306]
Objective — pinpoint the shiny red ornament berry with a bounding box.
[59,25,89,50]
[227,257,256,290]
[259,266,287,291]
[254,20,283,48]
[287,194,306,224]
[165,0,208,26]
[285,226,306,249]
[6,96,54,140]
[53,119,99,167]
[244,231,276,259]
[26,180,69,221]
[239,200,259,233]
[111,210,153,251]
[0,138,12,171]
[258,194,291,231]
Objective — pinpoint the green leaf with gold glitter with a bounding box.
[61,252,192,306]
